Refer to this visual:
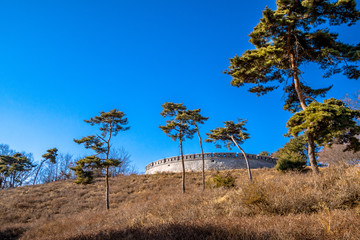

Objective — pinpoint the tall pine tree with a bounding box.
[159,102,196,193]
[33,148,58,185]
[178,109,208,191]
[225,0,360,173]
[72,109,129,210]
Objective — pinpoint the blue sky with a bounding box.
[0,0,359,173]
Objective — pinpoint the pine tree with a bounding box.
[72,109,129,210]
[258,151,270,157]
[33,148,58,185]
[205,119,253,181]
[225,0,360,174]
[159,102,196,193]
[0,153,34,188]
[274,135,308,172]
[179,109,208,191]
[287,98,360,152]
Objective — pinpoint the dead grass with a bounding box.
[1,167,360,239]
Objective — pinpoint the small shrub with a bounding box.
[275,158,306,172]
[274,135,307,172]
[240,182,269,214]
[208,173,235,188]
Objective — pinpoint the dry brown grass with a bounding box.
[1,167,360,239]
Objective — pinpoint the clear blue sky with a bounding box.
[0,0,359,173]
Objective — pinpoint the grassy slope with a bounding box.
[1,167,360,240]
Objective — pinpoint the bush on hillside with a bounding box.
[207,173,235,188]
[275,158,306,172]
[275,136,307,172]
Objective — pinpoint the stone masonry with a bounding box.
[145,152,277,174]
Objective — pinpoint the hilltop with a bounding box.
[1,167,360,240]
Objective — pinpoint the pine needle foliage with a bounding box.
[159,103,196,142]
[0,153,34,188]
[205,119,253,181]
[205,119,250,150]
[287,98,360,152]
[275,136,307,172]
[258,151,270,157]
[224,0,360,174]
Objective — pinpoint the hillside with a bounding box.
[1,167,360,240]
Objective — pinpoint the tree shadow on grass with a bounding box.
[0,227,27,240]
[68,223,274,240]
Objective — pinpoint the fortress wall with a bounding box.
[145,152,276,174]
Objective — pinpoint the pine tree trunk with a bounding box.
[105,127,111,210]
[307,133,319,174]
[231,136,252,181]
[33,160,45,185]
[11,174,15,188]
[180,138,185,193]
[105,166,110,210]
[292,63,307,110]
[196,128,205,191]
[290,51,319,174]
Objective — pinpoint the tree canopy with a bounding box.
[159,103,196,142]
[206,119,253,181]
[0,152,34,188]
[287,98,360,152]
[258,151,270,157]
[225,0,360,101]
[224,0,360,173]
[205,119,250,150]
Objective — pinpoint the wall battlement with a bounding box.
[145,152,277,174]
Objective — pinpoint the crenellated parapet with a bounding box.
[145,152,277,174]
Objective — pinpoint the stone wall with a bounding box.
[145,152,276,174]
